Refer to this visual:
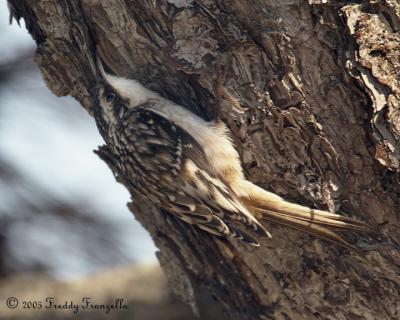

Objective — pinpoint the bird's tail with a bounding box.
[238,182,370,252]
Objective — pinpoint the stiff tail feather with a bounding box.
[238,182,371,252]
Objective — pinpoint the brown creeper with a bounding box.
[94,55,369,249]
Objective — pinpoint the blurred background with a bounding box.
[0,2,224,319]
[0,0,156,282]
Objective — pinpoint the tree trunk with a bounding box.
[7,0,400,319]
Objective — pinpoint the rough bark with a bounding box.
[7,0,400,319]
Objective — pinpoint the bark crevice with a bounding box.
[7,0,400,319]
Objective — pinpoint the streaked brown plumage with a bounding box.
[95,54,370,250]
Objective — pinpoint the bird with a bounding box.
[94,53,370,251]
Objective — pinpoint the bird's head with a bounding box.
[94,52,157,132]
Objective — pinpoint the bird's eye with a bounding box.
[105,93,115,103]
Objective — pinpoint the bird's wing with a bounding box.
[119,106,270,245]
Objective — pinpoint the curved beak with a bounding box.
[96,50,107,86]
